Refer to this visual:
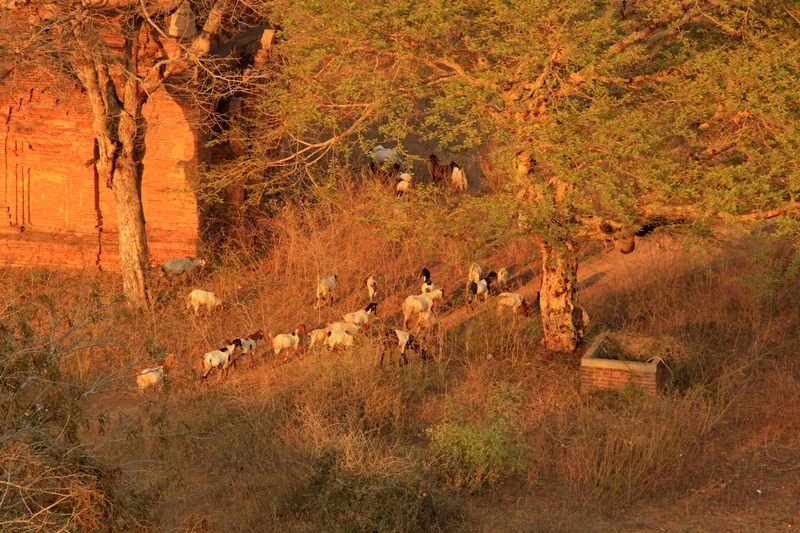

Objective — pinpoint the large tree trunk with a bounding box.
[539,240,589,353]
[73,19,152,310]
[112,154,151,310]
[114,20,151,310]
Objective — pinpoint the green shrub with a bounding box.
[426,381,530,492]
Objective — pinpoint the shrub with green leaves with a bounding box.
[426,381,529,492]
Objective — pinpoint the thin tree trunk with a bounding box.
[538,240,589,352]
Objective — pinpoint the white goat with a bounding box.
[328,321,364,335]
[370,145,403,167]
[272,324,306,360]
[415,308,439,331]
[497,268,510,290]
[201,341,240,380]
[308,328,329,349]
[449,162,468,192]
[137,366,165,393]
[402,288,444,330]
[160,257,207,281]
[396,173,413,196]
[366,276,378,301]
[343,302,378,325]
[324,328,354,350]
[136,354,177,393]
[316,275,337,308]
[186,289,224,315]
[496,292,532,317]
[468,263,484,284]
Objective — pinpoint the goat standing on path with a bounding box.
[160,257,207,283]
[402,288,444,330]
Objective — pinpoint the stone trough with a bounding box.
[580,332,666,396]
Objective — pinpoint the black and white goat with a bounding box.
[466,271,498,310]
[449,162,468,192]
[343,302,378,325]
[421,267,437,294]
[496,292,533,317]
[230,329,264,367]
[380,328,425,365]
[201,340,241,380]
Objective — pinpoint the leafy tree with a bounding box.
[1,0,267,309]
[221,0,799,351]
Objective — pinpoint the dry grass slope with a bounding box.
[3,183,800,532]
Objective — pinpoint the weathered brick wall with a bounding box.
[580,333,664,396]
[580,366,662,396]
[0,71,201,269]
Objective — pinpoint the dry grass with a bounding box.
[3,184,800,531]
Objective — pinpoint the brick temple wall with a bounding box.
[0,71,201,269]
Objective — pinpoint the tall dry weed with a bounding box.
[0,271,162,532]
[557,388,721,506]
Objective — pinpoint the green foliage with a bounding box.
[207,0,800,251]
[354,181,517,249]
[426,381,529,492]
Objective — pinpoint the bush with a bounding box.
[426,381,529,492]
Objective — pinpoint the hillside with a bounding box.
[3,1,800,529]
[4,183,798,531]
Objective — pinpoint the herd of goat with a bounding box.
[136,145,512,392]
[136,257,537,393]
[370,145,469,195]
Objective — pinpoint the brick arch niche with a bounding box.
[0,71,202,269]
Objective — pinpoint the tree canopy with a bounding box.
[239,0,798,223]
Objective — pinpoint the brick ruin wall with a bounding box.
[580,334,665,396]
[580,365,663,396]
[0,72,202,270]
